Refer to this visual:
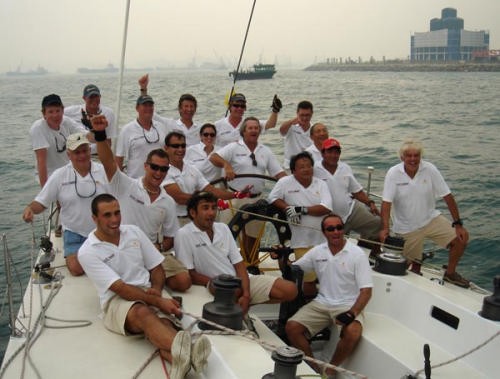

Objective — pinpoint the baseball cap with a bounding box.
[136,95,155,105]
[41,94,63,108]
[322,138,341,151]
[83,84,101,97]
[230,93,246,103]
[66,132,90,151]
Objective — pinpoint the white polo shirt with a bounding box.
[162,163,209,217]
[78,225,165,309]
[314,161,363,222]
[185,142,222,182]
[293,240,373,307]
[154,114,201,146]
[214,117,267,146]
[305,144,322,165]
[281,124,312,169]
[268,175,332,248]
[175,222,242,278]
[64,104,117,154]
[382,160,450,233]
[30,116,86,179]
[34,161,109,236]
[215,139,284,194]
[115,119,169,178]
[108,170,179,242]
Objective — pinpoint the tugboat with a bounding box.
[229,63,276,80]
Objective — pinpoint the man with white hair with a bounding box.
[379,138,470,287]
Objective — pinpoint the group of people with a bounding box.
[22,76,471,377]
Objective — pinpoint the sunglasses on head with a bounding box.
[232,103,246,109]
[147,162,169,173]
[325,224,344,232]
[168,143,187,149]
[202,132,216,138]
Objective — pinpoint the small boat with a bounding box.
[229,64,276,80]
[77,64,119,74]
[5,66,48,76]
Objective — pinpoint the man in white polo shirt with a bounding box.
[268,151,332,297]
[22,132,109,276]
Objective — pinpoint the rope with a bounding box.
[414,330,500,376]
[182,311,368,379]
[225,0,258,116]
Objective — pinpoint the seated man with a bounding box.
[78,194,210,379]
[380,138,470,286]
[286,214,373,376]
[174,191,297,314]
[91,114,190,291]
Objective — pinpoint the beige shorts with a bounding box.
[102,290,179,335]
[289,300,364,338]
[294,247,316,282]
[218,197,265,238]
[399,215,456,261]
[161,252,188,278]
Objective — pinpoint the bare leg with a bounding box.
[166,272,192,292]
[330,321,362,369]
[268,278,298,302]
[446,237,466,274]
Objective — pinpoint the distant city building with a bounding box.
[411,8,489,62]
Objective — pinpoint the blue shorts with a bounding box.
[63,230,87,257]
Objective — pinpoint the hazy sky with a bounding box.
[1,0,498,73]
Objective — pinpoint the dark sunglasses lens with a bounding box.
[232,104,246,109]
[169,143,186,149]
[326,225,344,232]
[202,133,216,137]
[149,163,169,172]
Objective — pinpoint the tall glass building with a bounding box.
[411,8,489,61]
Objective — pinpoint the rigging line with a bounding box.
[225,0,258,116]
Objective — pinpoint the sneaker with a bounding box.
[55,225,62,238]
[191,335,211,373]
[170,331,192,379]
[443,272,470,288]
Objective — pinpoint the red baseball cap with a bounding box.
[321,138,341,151]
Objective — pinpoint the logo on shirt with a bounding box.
[396,182,409,186]
[195,242,208,248]
[315,259,328,262]
[129,194,144,205]
[103,253,115,263]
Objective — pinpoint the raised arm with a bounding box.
[279,117,298,136]
[92,115,117,181]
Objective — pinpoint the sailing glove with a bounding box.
[285,206,301,224]
[336,311,355,326]
[271,95,282,113]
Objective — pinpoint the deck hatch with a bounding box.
[430,306,460,329]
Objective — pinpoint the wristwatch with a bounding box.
[451,219,463,227]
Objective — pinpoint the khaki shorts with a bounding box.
[399,215,456,261]
[294,247,316,282]
[289,300,364,338]
[102,290,179,335]
[161,252,188,278]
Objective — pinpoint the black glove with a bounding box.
[294,206,308,215]
[271,94,282,113]
[336,311,355,326]
[93,129,107,142]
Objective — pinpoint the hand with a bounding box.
[335,311,355,326]
[138,74,149,89]
[22,206,34,223]
[379,228,389,243]
[217,199,230,210]
[157,297,182,318]
[368,201,380,216]
[238,295,250,315]
[455,225,469,244]
[89,114,108,131]
[224,165,236,181]
[285,206,301,224]
[271,94,282,113]
[233,185,253,199]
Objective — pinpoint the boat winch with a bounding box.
[480,275,500,321]
[374,236,407,276]
[261,346,304,379]
[199,274,243,330]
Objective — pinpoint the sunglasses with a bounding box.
[168,143,187,149]
[147,162,169,173]
[232,103,246,109]
[202,132,216,138]
[249,152,257,166]
[325,225,344,232]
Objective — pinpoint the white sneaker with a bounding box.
[191,335,211,373]
[170,331,192,379]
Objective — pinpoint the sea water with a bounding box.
[0,69,499,362]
